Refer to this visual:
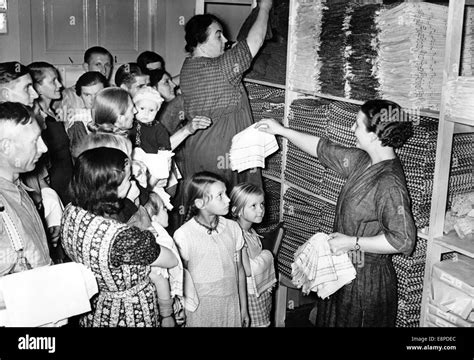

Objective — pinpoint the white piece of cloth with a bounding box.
[229,125,279,172]
[149,222,183,297]
[132,147,174,180]
[41,187,64,228]
[0,262,98,327]
[291,232,356,299]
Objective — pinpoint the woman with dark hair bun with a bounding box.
[179,0,273,189]
[256,99,416,327]
[61,147,177,327]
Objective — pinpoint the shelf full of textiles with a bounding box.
[277,92,473,327]
[245,79,473,329]
[287,1,474,111]
[416,0,474,327]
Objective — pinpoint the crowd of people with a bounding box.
[0,0,417,328]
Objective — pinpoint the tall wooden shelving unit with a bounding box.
[197,0,473,327]
[246,0,473,328]
[419,0,474,327]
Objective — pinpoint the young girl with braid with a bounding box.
[173,171,249,327]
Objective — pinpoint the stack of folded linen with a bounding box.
[376,2,448,111]
[288,0,325,93]
[346,4,382,101]
[461,6,474,76]
[291,232,356,299]
[229,125,279,173]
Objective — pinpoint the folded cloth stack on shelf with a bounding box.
[444,192,474,240]
[393,236,428,327]
[288,98,329,137]
[263,137,284,180]
[285,98,329,194]
[319,202,337,235]
[246,82,285,104]
[461,6,474,76]
[229,125,279,173]
[376,3,448,111]
[429,256,474,326]
[395,116,437,229]
[291,232,356,299]
[346,4,381,101]
[448,133,474,209]
[319,1,353,97]
[278,188,326,279]
[288,0,325,92]
[396,116,473,229]
[285,143,325,196]
[320,168,346,204]
[326,101,358,147]
[445,77,474,121]
[255,177,282,235]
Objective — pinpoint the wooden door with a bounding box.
[95,0,151,64]
[30,0,91,65]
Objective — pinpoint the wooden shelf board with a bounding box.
[244,78,286,90]
[434,232,474,258]
[454,123,474,134]
[262,173,282,183]
[288,86,441,118]
[446,115,474,127]
[288,86,364,105]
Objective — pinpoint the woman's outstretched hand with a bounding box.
[187,115,212,134]
[255,118,284,136]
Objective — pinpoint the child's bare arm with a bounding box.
[149,270,176,327]
[241,245,251,276]
[151,246,178,268]
[237,249,250,327]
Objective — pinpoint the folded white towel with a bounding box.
[0,262,98,327]
[229,125,279,172]
[291,232,356,299]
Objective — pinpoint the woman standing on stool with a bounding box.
[256,99,417,327]
[179,0,273,189]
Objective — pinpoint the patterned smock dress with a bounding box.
[314,139,417,327]
[61,204,161,327]
[180,40,262,189]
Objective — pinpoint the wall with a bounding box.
[3,0,255,82]
[154,0,195,78]
[156,0,252,77]
[206,3,253,41]
[0,0,21,62]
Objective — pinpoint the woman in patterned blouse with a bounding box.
[61,147,177,327]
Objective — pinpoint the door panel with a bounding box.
[96,0,150,63]
[31,0,89,64]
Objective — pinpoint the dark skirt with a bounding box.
[314,252,397,327]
